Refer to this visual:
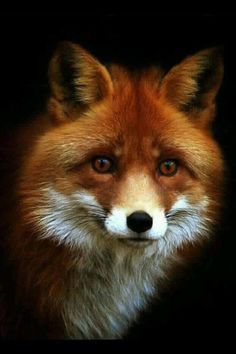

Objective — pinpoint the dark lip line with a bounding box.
[118,238,156,242]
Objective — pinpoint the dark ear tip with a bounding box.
[53,41,77,56]
[204,46,224,64]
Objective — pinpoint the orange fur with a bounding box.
[0,43,224,338]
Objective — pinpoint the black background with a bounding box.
[0,12,235,342]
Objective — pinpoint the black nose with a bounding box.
[127,211,153,233]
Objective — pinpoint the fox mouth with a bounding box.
[118,237,157,247]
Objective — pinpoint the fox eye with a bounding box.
[92,157,114,173]
[158,159,178,176]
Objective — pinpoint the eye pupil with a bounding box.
[158,159,178,176]
[165,162,172,170]
[92,157,113,173]
[99,159,106,168]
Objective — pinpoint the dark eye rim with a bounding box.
[157,159,179,176]
[91,156,116,174]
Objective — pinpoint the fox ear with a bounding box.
[48,42,113,121]
[159,48,224,125]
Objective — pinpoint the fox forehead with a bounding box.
[50,77,215,161]
[51,71,190,147]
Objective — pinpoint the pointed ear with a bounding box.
[159,48,224,125]
[48,42,113,122]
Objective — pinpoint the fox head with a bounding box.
[19,42,224,258]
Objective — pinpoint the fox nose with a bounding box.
[127,211,153,233]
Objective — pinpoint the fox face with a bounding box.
[11,42,225,339]
[19,43,224,260]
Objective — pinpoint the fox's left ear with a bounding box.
[48,42,113,122]
[159,48,224,126]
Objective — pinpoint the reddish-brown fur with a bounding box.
[0,43,224,338]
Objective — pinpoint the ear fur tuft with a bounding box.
[159,47,224,119]
[48,42,113,121]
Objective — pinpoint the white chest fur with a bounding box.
[61,248,166,339]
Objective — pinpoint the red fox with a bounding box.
[0,42,224,339]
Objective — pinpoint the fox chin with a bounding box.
[0,42,224,339]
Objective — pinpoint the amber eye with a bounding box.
[158,159,178,176]
[92,157,114,173]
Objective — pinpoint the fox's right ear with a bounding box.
[159,47,224,126]
[48,42,113,122]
